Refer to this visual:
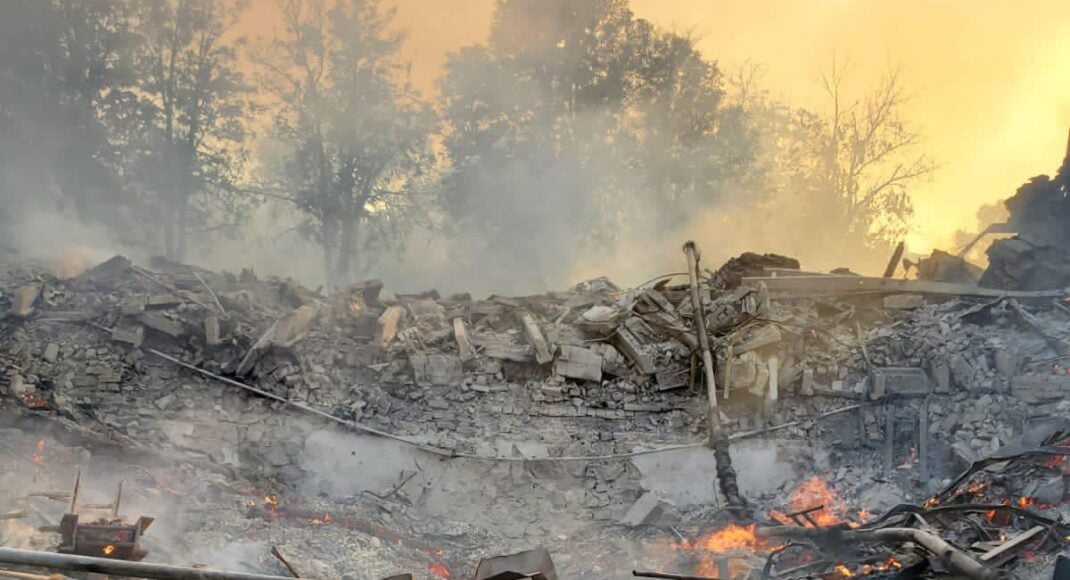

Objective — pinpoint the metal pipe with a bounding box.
[682,241,746,510]
[0,548,294,580]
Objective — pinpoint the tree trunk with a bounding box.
[335,214,356,287]
[175,192,189,262]
[162,199,176,260]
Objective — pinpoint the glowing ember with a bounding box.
[428,563,450,578]
[102,545,116,555]
[835,563,854,576]
[862,556,902,574]
[31,439,44,464]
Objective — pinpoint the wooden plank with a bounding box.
[979,525,1045,564]
[376,305,406,345]
[452,317,475,364]
[517,312,553,364]
[742,275,1069,299]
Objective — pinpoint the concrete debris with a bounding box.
[410,353,464,387]
[0,219,1069,579]
[11,283,41,317]
[620,492,669,527]
[553,345,602,383]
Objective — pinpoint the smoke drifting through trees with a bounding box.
[0,0,933,294]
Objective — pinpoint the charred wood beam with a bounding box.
[757,527,1006,580]
[632,571,717,580]
[0,547,294,580]
[932,444,1070,502]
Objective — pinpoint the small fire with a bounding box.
[428,563,450,578]
[693,523,765,553]
[769,476,850,527]
[102,545,116,555]
[861,556,902,574]
[307,513,332,525]
[835,563,854,576]
[31,439,44,464]
[674,524,770,577]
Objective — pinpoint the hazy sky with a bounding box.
[238,0,1070,254]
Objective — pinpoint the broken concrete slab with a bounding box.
[137,312,184,338]
[620,492,669,527]
[611,327,655,375]
[554,344,603,382]
[1011,373,1070,402]
[111,325,145,348]
[655,365,690,391]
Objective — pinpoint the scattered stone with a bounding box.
[42,342,59,363]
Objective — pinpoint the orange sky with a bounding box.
[238,0,1070,254]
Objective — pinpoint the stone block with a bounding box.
[554,344,603,382]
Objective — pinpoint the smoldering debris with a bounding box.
[0,203,1069,577]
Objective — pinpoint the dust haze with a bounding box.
[2,0,1067,295]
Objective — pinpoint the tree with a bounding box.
[257,0,435,289]
[132,0,252,261]
[440,0,758,291]
[0,0,138,227]
[792,56,935,250]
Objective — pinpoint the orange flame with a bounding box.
[102,545,116,555]
[428,563,450,578]
[835,563,854,576]
[769,476,850,527]
[675,524,770,577]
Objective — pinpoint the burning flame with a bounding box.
[835,563,854,576]
[769,476,850,527]
[102,545,116,555]
[694,523,765,552]
[428,563,450,578]
[673,524,770,577]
